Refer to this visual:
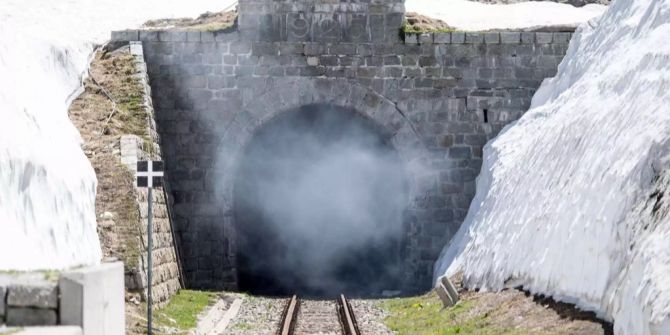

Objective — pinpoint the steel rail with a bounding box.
[278,295,300,335]
[337,294,361,335]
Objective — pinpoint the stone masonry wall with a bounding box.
[0,278,58,326]
[112,0,572,291]
[120,42,182,307]
[0,263,124,332]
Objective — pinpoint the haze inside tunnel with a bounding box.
[234,104,408,297]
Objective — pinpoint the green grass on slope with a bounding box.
[380,292,524,335]
[402,22,457,34]
[154,289,220,334]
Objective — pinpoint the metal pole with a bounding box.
[147,187,153,335]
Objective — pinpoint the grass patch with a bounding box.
[109,55,154,156]
[142,11,236,32]
[154,290,220,334]
[380,292,524,335]
[185,22,234,32]
[402,21,457,34]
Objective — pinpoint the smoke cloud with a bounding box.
[234,104,409,297]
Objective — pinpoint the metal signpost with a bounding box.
[136,160,164,335]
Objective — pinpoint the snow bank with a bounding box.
[435,0,670,333]
[407,0,606,31]
[0,0,230,270]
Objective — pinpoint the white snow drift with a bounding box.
[0,0,227,270]
[407,0,606,31]
[436,0,670,334]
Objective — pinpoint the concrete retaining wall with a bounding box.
[0,262,123,335]
[3,282,58,326]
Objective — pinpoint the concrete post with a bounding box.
[59,262,125,335]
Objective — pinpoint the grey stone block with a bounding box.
[521,32,535,44]
[201,31,216,42]
[186,31,201,42]
[553,32,572,44]
[405,33,418,44]
[110,30,139,42]
[329,44,357,55]
[536,32,553,44]
[500,32,521,44]
[60,262,125,335]
[433,32,450,44]
[465,32,483,44]
[306,56,319,66]
[450,146,471,159]
[451,32,465,43]
[158,31,187,42]
[484,32,500,44]
[139,30,159,42]
[419,33,433,44]
[7,284,57,309]
[6,308,57,326]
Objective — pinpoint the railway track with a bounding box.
[278,294,361,335]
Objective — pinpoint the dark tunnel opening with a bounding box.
[234,104,409,298]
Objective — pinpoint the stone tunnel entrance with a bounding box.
[234,104,409,297]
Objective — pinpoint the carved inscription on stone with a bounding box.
[286,13,370,42]
[346,14,369,42]
[313,14,342,42]
[243,1,394,42]
[287,12,311,41]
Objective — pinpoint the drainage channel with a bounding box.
[278,294,361,335]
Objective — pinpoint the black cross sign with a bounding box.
[136,160,164,335]
[136,161,164,188]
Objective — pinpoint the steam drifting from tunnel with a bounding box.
[233,104,409,297]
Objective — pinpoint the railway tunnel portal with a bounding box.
[114,0,574,292]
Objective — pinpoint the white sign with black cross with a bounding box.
[135,160,164,335]
[136,160,164,188]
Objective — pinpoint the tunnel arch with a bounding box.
[234,104,410,296]
[214,78,437,293]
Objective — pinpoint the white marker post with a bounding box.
[136,160,164,335]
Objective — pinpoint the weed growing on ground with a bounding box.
[380,292,524,335]
[154,290,220,334]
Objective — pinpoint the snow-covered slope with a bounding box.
[407,0,606,31]
[435,0,670,333]
[0,0,229,270]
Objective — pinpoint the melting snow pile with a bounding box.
[0,0,228,270]
[436,0,670,334]
[407,0,606,31]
